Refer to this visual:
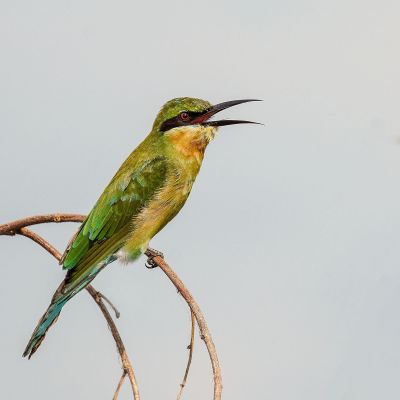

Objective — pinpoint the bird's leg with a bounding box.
[145,247,164,269]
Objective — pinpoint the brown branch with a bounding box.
[113,371,127,400]
[96,291,121,319]
[177,310,195,400]
[19,227,62,260]
[0,215,140,400]
[145,250,223,400]
[86,285,139,399]
[1,214,223,399]
[0,213,85,235]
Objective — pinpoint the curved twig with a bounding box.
[177,310,195,400]
[97,291,121,319]
[86,285,139,399]
[1,214,223,399]
[145,250,223,400]
[18,227,62,260]
[0,215,140,400]
[0,213,85,235]
[113,371,128,400]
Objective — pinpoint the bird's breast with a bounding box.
[121,167,196,260]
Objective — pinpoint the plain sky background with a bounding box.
[1,0,400,399]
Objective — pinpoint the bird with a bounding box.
[23,97,260,358]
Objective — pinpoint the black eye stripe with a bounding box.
[160,111,204,132]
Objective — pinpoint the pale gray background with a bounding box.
[1,0,400,399]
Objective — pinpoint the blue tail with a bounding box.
[23,281,74,359]
[23,263,109,358]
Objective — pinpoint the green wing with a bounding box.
[62,156,169,274]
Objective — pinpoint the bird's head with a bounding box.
[152,97,260,159]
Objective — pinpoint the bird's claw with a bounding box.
[145,258,158,269]
[145,247,164,269]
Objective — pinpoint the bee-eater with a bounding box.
[23,97,260,358]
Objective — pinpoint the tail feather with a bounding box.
[23,255,116,358]
[23,282,71,359]
[23,258,114,359]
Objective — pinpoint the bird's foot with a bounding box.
[145,247,164,269]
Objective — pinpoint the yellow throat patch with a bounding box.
[166,125,217,162]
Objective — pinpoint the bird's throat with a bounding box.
[166,125,216,163]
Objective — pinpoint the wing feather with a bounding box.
[62,156,169,272]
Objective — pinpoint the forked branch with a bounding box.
[145,249,222,400]
[0,214,139,399]
[0,214,223,400]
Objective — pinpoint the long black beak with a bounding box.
[193,99,262,127]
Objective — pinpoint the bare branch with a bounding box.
[113,371,127,400]
[0,215,140,400]
[145,250,223,400]
[86,285,140,399]
[97,292,121,319]
[1,214,223,399]
[177,310,195,400]
[18,227,62,260]
[0,213,85,235]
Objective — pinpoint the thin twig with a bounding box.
[1,214,223,399]
[145,250,223,400]
[97,292,121,319]
[177,310,195,400]
[19,227,61,260]
[86,285,139,399]
[0,213,85,235]
[0,215,140,400]
[113,371,127,400]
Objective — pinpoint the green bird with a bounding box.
[23,97,260,358]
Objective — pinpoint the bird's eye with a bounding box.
[179,112,190,122]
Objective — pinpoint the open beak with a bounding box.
[192,99,262,127]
